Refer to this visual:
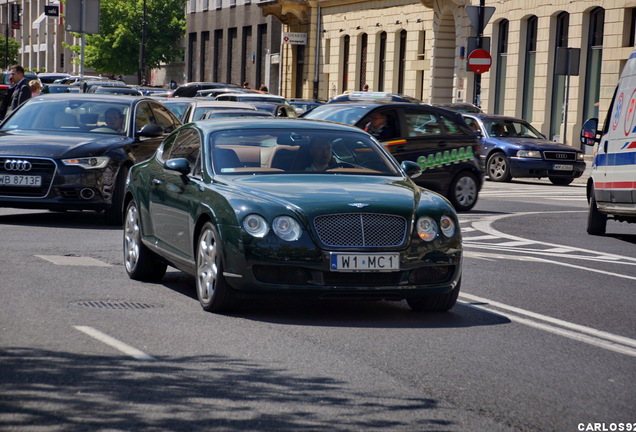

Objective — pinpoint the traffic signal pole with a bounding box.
[472,0,484,107]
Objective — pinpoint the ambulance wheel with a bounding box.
[587,195,607,236]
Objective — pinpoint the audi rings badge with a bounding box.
[4,159,32,172]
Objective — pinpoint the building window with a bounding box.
[216,0,221,9]
[230,0,236,8]
[189,0,196,13]
[378,32,387,92]
[397,30,407,94]
[341,35,350,92]
[201,31,210,81]
[203,0,208,11]
[295,45,305,98]
[626,8,636,47]
[550,12,569,141]
[494,20,508,114]
[213,29,223,82]
[188,33,197,82]
[522,16,537,121]
[584,8,604,122]
[358,33,368,91]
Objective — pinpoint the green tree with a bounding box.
[67,0,186,80]
[0,35,21,70]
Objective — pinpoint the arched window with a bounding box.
[522,16,538,121]
[583,8,604,121]
[494,20,509,114]
[550,12,569,140]
[378,32,387,92]
[342,35,350,92]
[397,30,407,94]
[359,33,368,91]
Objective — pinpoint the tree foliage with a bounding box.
[0,35,21,70]
[67,0,186,77]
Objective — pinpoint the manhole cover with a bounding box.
[72,300,162,310]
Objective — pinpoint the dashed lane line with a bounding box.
[74,326,155,361]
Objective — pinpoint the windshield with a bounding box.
[483,119,545,139]
[209,129,400,175]
[302,105,371,125]
[1,99,130,135]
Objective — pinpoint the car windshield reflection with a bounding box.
[1,100,130,135]
[209,129,400,175]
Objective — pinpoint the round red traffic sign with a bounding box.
[467,49,492,74]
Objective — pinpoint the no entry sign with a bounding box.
[467,49,492,74]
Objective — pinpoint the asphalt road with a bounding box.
[1,177,634,432]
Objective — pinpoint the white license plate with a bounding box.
[552,164,573,171]
[0,174,42,187]
[330,253,399,272]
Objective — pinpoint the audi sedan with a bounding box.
[123,118,463,313]
[0,94,182,224]
[463,114,586,185]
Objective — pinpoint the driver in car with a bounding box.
[305,137,336,171]
[105,108,124,133]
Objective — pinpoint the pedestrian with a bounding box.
[29,79,41,97]
[362,83,369,91]
[259,84,268,93]
[6,65,32,116]
[243,81,250,89]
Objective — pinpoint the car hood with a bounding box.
[225,174,450,219]
[0,130,130,158]
[486,136,580,152]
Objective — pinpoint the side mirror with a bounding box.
[580,118,599,147]
[137,123,164,137]
[164,158,191,175]
[401,160,422,179]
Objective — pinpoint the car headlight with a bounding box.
[576,153,584,161]
[272,216,301,241]
[61,156,110,169]
[440,215,456,238]
[243,214,269,238]
[416,216,438,241]
[516,150,541,158]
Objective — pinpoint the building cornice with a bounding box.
[258,0,311,25]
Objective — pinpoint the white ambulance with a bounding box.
[581,48,636,235]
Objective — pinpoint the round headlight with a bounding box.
[440,215,456,237]
[416,216,438,241]
[273,216,301,241]
[243,214,269,238]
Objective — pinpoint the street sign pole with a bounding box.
[473,0,485,107]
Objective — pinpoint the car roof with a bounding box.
[191,117,367,133]
[463,113,529,122]
[29,93,156,103]
[192,100,256,109]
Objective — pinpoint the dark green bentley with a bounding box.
[123,118,462,313]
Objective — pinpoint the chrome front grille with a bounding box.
[543,151,576,161]
[314,213,407,247]
[0,157,56,197]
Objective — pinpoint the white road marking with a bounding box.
[36,255,112,267]
[74,326,155,361]
[459,293,636,358]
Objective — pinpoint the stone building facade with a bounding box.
[259,0,635,148]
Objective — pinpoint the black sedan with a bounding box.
[463,114,586,185]
[0,94,182,224]
[124,118,462,313]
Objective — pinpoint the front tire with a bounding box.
[486,152,512,182]
[123,200,167,281]
[407,279,461,312]
[587,194,607,235]
[448,171,479,212]
[196,222,237,313]
[104,166,128,226]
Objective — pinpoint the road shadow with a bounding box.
[158,272,511,330]
[0,347,454,431]
[0,209,118,230]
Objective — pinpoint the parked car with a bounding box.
[180,100,257,123]
[215,93,294,109]
[580,47,636,235]
[87,86,143,96]
[328,91,421,104]
[289,98,326,114]
[302,100,482,211]
[37,73,71,84]
[463,113,586,185]
[0,71,39,98]
[0,94,182,224]
[250,102,298,118]
[123,118,462,313]
[195,88,260,98]
[170,82,240,98]
[41,84,73,94]
[153,97,198,119]
[201,109,273,120]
